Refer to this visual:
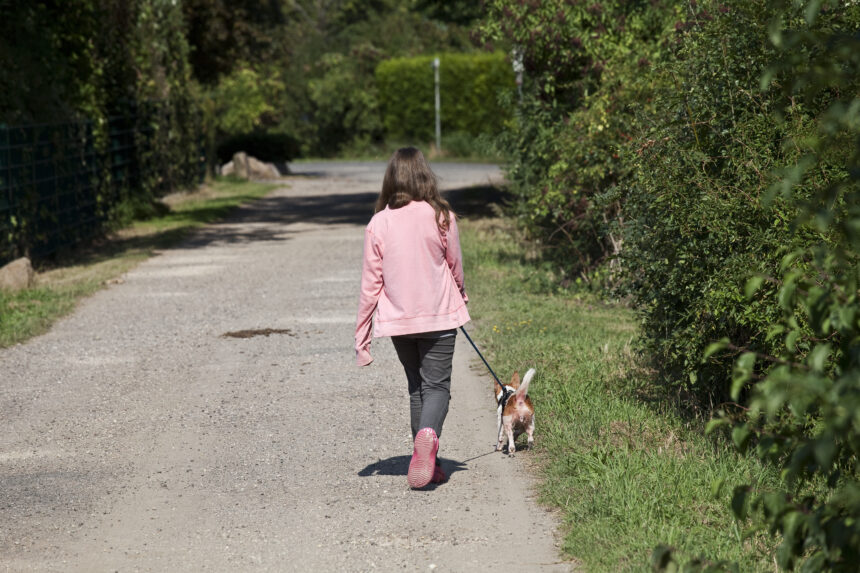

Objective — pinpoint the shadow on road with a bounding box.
[180,182,509,249]
[357,455,468,482]
[38,181,510,272]
[443,185,510,220]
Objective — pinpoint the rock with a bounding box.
[225,152,280,180]
[247,156,280,179]
[0,257,34,292]
[232,152,249,179]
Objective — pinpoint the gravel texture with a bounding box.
[0,161,574,572]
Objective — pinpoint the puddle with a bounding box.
[221,328,296,339]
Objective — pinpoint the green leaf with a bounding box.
[704,337,730,361]
[804,0,822,25]
[711,477,726,498]
[760,66,777,91]
[808,344,831,373]
[745,276,764,299]
[731,352,756,400]
[778,274,798,310]
[651,544,674,570]
[813,433,837,469]
[705,417,730,435]
[780,252,799,273]
[732,424,752,454]
[731,485,749,520]
[776,538,794,570]
[767,14,784,48]
[786,330,800,353]
[766,324,785,342]
[801,551,827,572]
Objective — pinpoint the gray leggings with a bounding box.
[391,333,456,441]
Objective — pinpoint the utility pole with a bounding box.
[433,57,441,153]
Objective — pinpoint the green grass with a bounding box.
[0,177,276,348]
[459,215,779,572]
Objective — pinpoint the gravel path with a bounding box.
[0,162,573,572]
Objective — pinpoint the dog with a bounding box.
[496,368,535,455]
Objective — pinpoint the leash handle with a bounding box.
[459,326,506,393]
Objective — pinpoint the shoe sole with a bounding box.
[408,428,438,489]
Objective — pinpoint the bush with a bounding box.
[0,1,204,264]
[308,48,385,156]
[713,3,860,570]
[375,52,515,142]
[216,132,299,164]
[615,0,848,408]
[482,0,860,567]
[476,1,680,283]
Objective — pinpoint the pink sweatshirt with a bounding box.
[355,200,470,366]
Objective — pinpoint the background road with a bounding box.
[0,161,572,572]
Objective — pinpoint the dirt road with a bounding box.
[0,162,573,572]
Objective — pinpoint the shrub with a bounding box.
[215,132,299,164]
[308,48,385,156]
[713,3,860,570]
[615,0,823,405]
[375,52,514,142]
[208,67,283,136]
[476,0,681,283]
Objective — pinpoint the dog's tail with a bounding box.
[516,368,536,401]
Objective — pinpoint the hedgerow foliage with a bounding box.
[710,3,860,570]
[187,1,484,157]
[0,0,202,261]
[479,0,859,568]
[0,0,200,182]
[375,52,514,142]
[618,1,810,406]
[476,0,681,282]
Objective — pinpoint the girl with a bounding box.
[355,147,470,489]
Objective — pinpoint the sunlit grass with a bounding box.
[460,215,778,572]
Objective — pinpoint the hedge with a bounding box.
[375,52,515,142]
[478,0,860,569]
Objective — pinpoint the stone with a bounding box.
[0,257,34,292]
[247,156,280,179]
[232,152,249,179]
[225,152,280,180]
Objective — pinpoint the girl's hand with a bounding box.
[356,347,374,367]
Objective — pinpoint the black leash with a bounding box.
[459,326,512,409]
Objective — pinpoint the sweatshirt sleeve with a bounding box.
[355,227,383,366]
[445,214,469,303]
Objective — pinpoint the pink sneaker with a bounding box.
[407,428,438,489]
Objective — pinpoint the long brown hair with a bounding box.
[375,147,454,231]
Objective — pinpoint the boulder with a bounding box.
[223,152,280,180]
[0,257,34,292]
[247,156,281,179]
[232,151,249,179]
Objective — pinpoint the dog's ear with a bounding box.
[510,371,520,388]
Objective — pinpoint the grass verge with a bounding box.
[459,215,778,572]
[0,177,276,348]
